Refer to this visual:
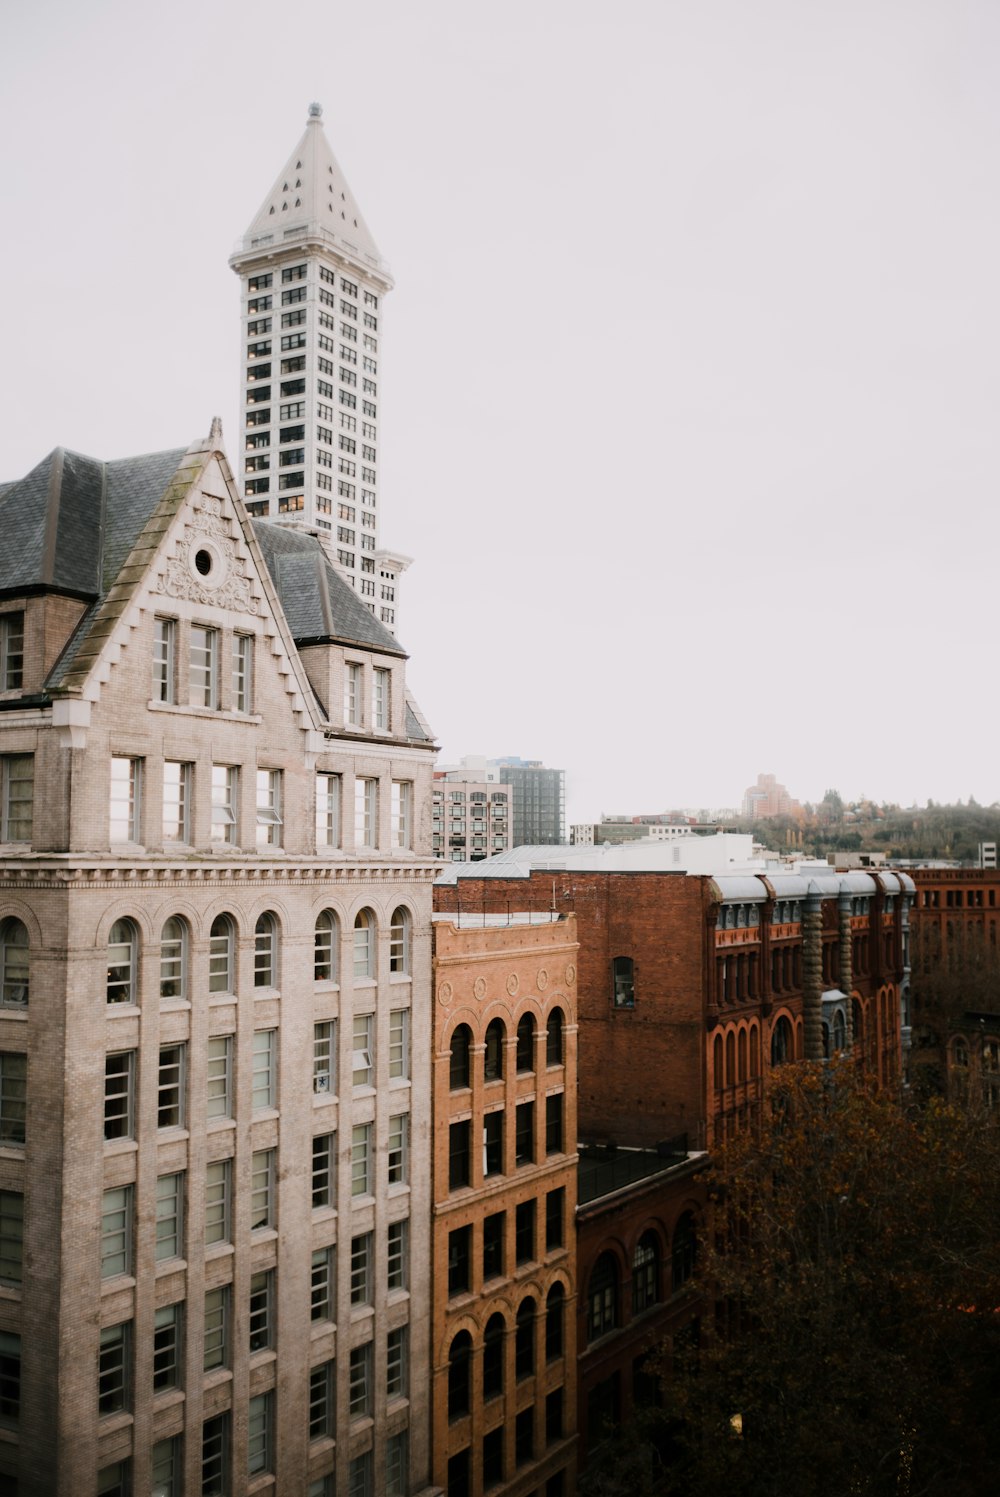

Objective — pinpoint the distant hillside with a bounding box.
[736,799,1000,864]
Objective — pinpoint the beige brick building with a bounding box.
[0,428,438,1496]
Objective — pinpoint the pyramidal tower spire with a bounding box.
[230,105,409,634]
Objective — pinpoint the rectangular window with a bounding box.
[355,776,377,847]
[157,1044,185,1128]
[152,1437,180,1497]
[349,1453,373,1497]
[0,755,33,842]
[391,780,412,849]
[98,1322,130,1416]
[387,1326,407,1399]
[372,667,390,730]
[103,1051,133,1142]
[109,756,142,843]
[483,1210,505,1280]
[232,633,253,712]
[546,1187,565,1250]
[349,1342,372,1418]
[449,1120,470,1190]
[189,625,219,708]
[351,1123,372,1196]
[252,1029,276,1110]
[344,662,362,724]
[387,1219,408,1291]
[255,768,283,847]
[206,1035,233,1119]
[387,1432,408,1497]
[210,764,239,845]
[309,1360,335,1440]
[312,1132,335,1208]
[155,1172,184,1261]
[350,1232,373,1305]
[153,617,175,702]
[204,1287,229,1371]
[313,1020,335,1093]
[205,1159,231,1246]
[352,1013,374,1086]
[251,1148,275,1230]
[249,1269,274,1353]
[389,1009,409,1078]
[516,1100,535,1165]
[153,1303,182,1392]
[448,1224,471,1296]
[100,1186,131,1279]
[0,614,24,691]
[388,1114,409,1185]
[0,1330,18,1431]
[516,1407,534,1465]
[546,1093,564,1154]
[315,773,341,847]
[311,1246,334,1322]
[248,1392,273,1476]
[162,760,191,843]
[516,1199,536,1265]
[202,1413,229,1497]
[484,1111,503,1177]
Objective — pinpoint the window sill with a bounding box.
[97,1410,133,1435]
[0,1010,27,1023]
[203,1367,233,1391]
[102,1139,138,1157]
[148,701,263,725]
[153,1387,185,1412]
[205,1242,235,1262]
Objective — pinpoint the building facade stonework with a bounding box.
[0,431,437,1497]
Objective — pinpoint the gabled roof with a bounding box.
[251,521,405,657]
[237,104,389,278]
[0,447,190,601]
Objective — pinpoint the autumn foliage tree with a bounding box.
[654,1061,1000,1497]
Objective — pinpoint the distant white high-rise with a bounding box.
[230,104,409,633]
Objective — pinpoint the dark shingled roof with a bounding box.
[252,521,406,657]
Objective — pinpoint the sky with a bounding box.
[2,0,998,821]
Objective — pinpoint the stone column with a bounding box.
[802,887,824,1061]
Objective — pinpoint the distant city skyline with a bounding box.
[2,0,998,820]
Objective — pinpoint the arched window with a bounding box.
[714,1033,724,1091]
[209,915,235,995]
[389,905,411,975]
[546,1007,564,1066]
[672,1212,697,1291]
[449,1024,472,1090]
[832,1009,846,1053]
[483,1313,505,1400]
[852,999,865,1047]
[771,1015,792,1066]
[353,909,375,980]
[749,1025,760,1077]
[254,913,279,988]
[515,1297,535,1379]
[612,956,635,1008]
[107,920,137,1005]
[448,1331,471,1419]
[633,1230,660,1314]
[0,918,28,1008]
[545,1282,565,1361]
[314,911,339,982]
[822,1021,831,1059]
[725,1031,736,1083]
[516,1014,535,1073]
[484,1019,505,1082]
[159,917,187,1002]
[587,1253,618,1342]
[952,1037,969,1068]
[737,1028,748,1081]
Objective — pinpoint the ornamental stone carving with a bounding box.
[473,976,487,1001]
[157,494,259,614]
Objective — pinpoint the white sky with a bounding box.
[2,0,998,820]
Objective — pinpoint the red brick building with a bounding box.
[909,866,1000,1107]
[431,913,579,1497]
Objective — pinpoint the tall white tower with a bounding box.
[230,104,408,632]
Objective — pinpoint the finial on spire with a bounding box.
[209,416,223,447]
[308,101,323,119]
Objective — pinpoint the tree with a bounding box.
[653,1061,1000,1497]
